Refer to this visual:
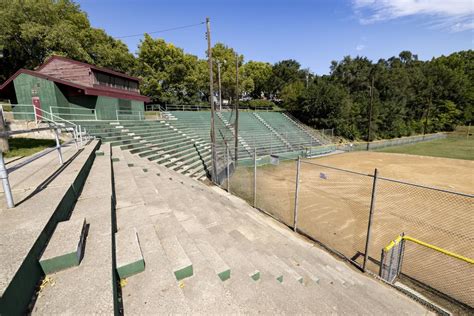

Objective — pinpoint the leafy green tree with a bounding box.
[240,61,272,98]
[135,34,207,104]
[0,0,135,81]
[267,59,304,97]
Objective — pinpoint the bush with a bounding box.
[241,99,275,110]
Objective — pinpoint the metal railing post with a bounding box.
[270,136,273,154]
[293,156,301,232]
[94,109,98,121]
[363,168,378,272]
[79,125,83,146]
[0,153,15,208]
[72,128,78,150]
[54,128,63,165]
[253,147,257,208]
[225,144,230,192]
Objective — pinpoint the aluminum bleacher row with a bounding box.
[74,111,331,181]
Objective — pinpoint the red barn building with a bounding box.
[0,55,150,121]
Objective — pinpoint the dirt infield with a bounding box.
[229,151,474,307]
[310,151,473,194]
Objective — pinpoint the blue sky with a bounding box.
[76,0,473,74]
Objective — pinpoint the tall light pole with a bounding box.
[234,52,239,163]
[217,60,222,111]
[206,17,217,182]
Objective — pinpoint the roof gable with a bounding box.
[37,55,140,82]
[0,69,150,102]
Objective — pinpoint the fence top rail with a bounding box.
[385,235,474,264]
[300,159,373,177]
[378,176,474,198]
[299,158,473,197]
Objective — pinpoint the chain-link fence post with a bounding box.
[293,156,301,232]
[253,147,257,208]
[225,143,230,192]
[363,168,378,272]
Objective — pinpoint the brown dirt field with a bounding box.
[310,151,474,194]
[229,151,474,307]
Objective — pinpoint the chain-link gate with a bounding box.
[380,234,405,283]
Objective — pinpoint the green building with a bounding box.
[0,55,149,121]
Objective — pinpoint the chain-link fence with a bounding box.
[224,149,474,308]
[338,133,447,151]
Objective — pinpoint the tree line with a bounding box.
[1,0,472,140]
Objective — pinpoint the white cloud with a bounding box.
[353,0,474,31]
[356,44,366,51]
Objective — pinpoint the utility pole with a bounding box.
[217,60,222,111]
[206,17,217,182]
[234,52,239,164]
[366,76,374,151]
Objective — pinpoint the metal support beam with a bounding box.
[363,168,378,272]
[253,147,257,208]
[293,156,301,232]
[206,17,218,183]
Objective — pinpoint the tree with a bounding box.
[135,34,206,104]
[267,59,304,97]
[0,0,135,81]
[240,61,272,98]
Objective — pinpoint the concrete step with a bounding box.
[120,224,191,314]
[159,235,193,281]
[115,227,145,279]
[0,140,99,315]
[32,142,115,315]
[39,218,87,274]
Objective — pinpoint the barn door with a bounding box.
[32,96,42,123]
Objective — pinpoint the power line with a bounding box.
[115,21,205,39]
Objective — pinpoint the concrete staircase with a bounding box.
[108,149,430,314]
[0,137,433,314]
[0,139,100,315]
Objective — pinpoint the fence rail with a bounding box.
[338,133,447,151]
[223,148,474,308]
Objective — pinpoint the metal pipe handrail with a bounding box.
[0,126,64,137]
[384,235,473,265]
[6,138,75,174]
[0,120,86,208]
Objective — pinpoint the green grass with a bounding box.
[375,134,474,160]
[4,138,56,158]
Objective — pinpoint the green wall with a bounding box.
[12,74,57,120]
[11,73,144,121]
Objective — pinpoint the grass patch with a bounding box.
[375,134,474,160]
[3,138,56,158]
